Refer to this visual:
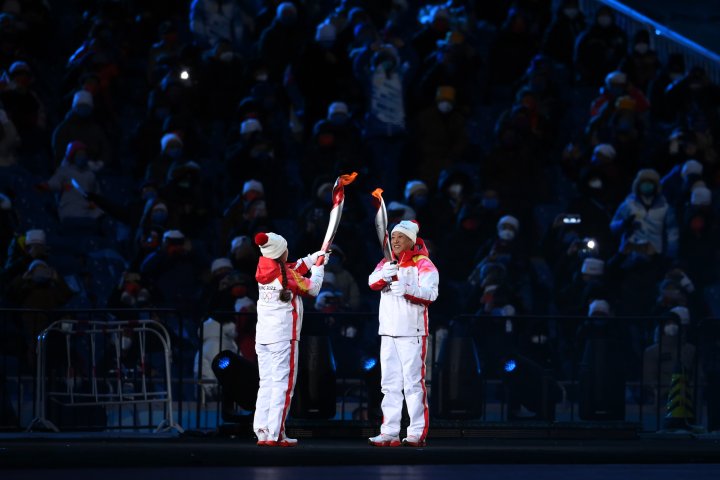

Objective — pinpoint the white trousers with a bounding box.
[253,340,298,441]
[379,335,429,440]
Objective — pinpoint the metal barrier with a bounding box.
[578,0,720,84]
[27,318,183,433]
[1,308,716,433]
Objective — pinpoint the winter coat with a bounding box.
[368,238,439,337]
[255,255,324,344]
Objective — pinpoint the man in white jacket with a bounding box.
[367,220,439,447]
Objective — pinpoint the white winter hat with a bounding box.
[231,235,250,252]
[605,71,627,86]
[404,180,429,201]
[690,185,712,206]
[593,143,617,161]
[581,257,605,276]
[241,118,263,135]
[387,201,416,221]
[0,193,11,210]
[162,229,184,242]
[497,215,519,231]
[328,101,348,117]
[25,229,46,246]
[211,257,233,275]
[670,306,690,325]
[588,299,610,316]
[499,304,516,317]
[161,133,183,152]
[681,159,703,179]
[315,21,337,42]
[391,220,419,244]
[254,232,287,259]
[242,179,264,196]
[72,90,93,108]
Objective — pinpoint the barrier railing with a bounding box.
[578,0,720,84]
[0,308,716,434]
[27,318,183,433]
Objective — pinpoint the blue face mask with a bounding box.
[74,105,92,118]
[639,182,656,196]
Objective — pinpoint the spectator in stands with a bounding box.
[0,193,15,267]
[189,0,253,53]
[648,53,686,122]
[574,6,627,86]
[258,2,305,82]
[590,71,650,119]
[619,29,661,94]
[0,61,46,152]
[1,228,47,293]
[665,66,720,126]
[679,186,719,288]
[556,257,608,316]
[488,7,538,88]
[0,108,20,168]
[661,159,704,210]
[229,235,258,278]
[324,243,361,311]
[51,90,111,168]
[541,0,586,67]
[146,132,183,185]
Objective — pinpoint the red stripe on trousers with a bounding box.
[279,298,299,438]
[420,334,429,441]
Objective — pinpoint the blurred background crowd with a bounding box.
[0,0,719,423]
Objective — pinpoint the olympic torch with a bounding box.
[371,188,398,280]
[315,172,358,265]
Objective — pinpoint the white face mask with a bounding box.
[447,183,463,199]
[588,178,603,189]
[437,101,453,113]
[498,229,515,241]
[563,8,579,19]
[597,15,612,27]
[664,324,679,336]
[634,43,649,55]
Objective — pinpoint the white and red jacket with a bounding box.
[255,255,323,344]
[368,238,439,337]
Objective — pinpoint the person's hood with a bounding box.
[255,256,281,284]
[631,168,661,196]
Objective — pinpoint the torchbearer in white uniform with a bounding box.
[253,232,327,447]
[367,220,439,447]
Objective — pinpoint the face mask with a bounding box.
[498,229,515,241]
[482,197,499,210]
[219,51,234,62]
[447,183,462,199]
[343,325,357,338]
[639,181,656,196]
[634,43,649,55]
[588,178,603,189]
[664,324,679,336]
[166,147,182,159]
[151,210,168,224]
[437,101,453,113]
[74,105,92,118]
[597,15,612,27]
[563,8,579,19]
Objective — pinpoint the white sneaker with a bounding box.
[368,433,401,447]
[402,435,427,447]
[255,429,269,446]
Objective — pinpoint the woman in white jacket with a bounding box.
[253,232,326,447]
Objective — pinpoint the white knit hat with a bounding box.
[328,101,348,117]
[25,229,46,246]
[231,235,250,252]
[162,230,184,242]
[498,215,520,231]
[581,257,605,276]
[315,21,337,42]
[593,143,617,161]
[242,179,264,196]
[691,185,712,206]
[211,257,233,275]
[404,180,429,201]
[391,220,419,244]
[605,71,627,86]
[670,305,690,325]
[588,299,610,316]
[681,159,703,179]
[241,118,262,135]
[72,90,93,108]
[254,232,287,259]
[161,133,183,152]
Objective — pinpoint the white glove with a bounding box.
[381,261,398,281]
[309,250,330,266]
[390,281,406,297]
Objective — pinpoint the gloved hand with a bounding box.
[309,250,330,266]
[381,261,398,281]
[390,281,406,297]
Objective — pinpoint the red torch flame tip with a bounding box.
[371,188,384,200]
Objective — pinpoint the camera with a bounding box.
[562,214,582,225]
